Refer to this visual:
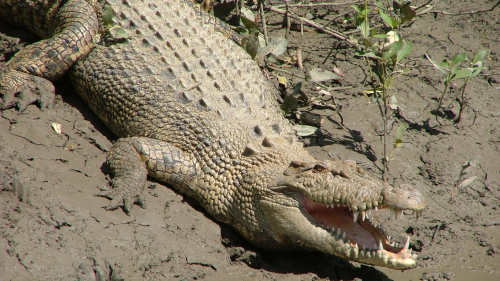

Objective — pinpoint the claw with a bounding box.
[0,71,55,111]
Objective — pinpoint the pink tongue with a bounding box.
[312,208,378,249]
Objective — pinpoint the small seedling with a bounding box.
[352,0,415,180]
[426,50,486,123]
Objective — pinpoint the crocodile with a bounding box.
[0,0,427,270]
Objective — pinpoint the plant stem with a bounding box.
[436,80,449,123]
[454,77,470,123]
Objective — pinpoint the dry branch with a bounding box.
[416,0,500,16]
[266,5,358,46]
[275,1,362,9]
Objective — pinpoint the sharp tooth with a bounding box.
[417,211,423,218]
[337,228,341,235]
[330,204,334,208]
[354,243,358,249]
[388,236,391,242]
[361,211,366,221]
[373,243,378,250]
[330,226,335,233]
[363,245,366,251]
[409,248,413,254]
[395,209,403,220]
[375,206,378,211]
[404,236,410,249]
[326,226,330,230]
[353,211,359,222]
[391,242,395,247]
[342,232,346,239]
[378,239,384,250]
[402,249,408,259]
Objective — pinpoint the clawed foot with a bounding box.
[0,70,55,111]
[95,184,146,215]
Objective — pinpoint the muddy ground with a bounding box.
[0,0,499,280]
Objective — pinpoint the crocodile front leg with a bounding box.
[98,137,199,213]
[0,0,99,111]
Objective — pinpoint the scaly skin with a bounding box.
[0,0,427,269]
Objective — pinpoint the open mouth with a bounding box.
[302,197,420,261]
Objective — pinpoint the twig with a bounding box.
[322,44,337,64]
[416,0,500,16]
[275,1,362,8]
[413,0,433,11]
[297,47,303,70]
[285,1,291,41]
[259,0,269,45]
[266,6,358,46]
[323,11,353,29]
[187,261,217,270]
[430,223,442,245]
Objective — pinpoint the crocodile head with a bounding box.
[258,159,427,270]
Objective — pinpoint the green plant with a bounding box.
[351,0,415,180]
[102,5,129,43]
[425,50,486,123]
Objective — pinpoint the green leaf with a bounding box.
[425,53,448,76]
[379,10,399,28]
[355,51,381,60]
[242,34,259,59]
[102,5,114,27]
[457,176,478,189]
[295,124,319,137]
[382,39,402,60]
[374,34,389,38]
[395,122,408,140]
[109,27,128,40]
[394,139,403,148]
[236,26,249,35]
[441,59,450,69]
[470,61,483,78]
[401,3,416,23]
[270,37,288,56]
[349,4,361,13]
[451,68,473,80]
[473,50,487,64]
[258,37,288,57]
[292,81,302,96]
[240,15,259,34]
[396,41,413,63]
[240,6,255,22]
[451,53,466,65]
[278,75,288,85]
[392,1,401,11]
[267,54,281,64]
[358,19,370,39]
[282,95,298,114]
[306,68,342,82]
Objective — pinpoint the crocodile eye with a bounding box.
[313,163,327,172]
